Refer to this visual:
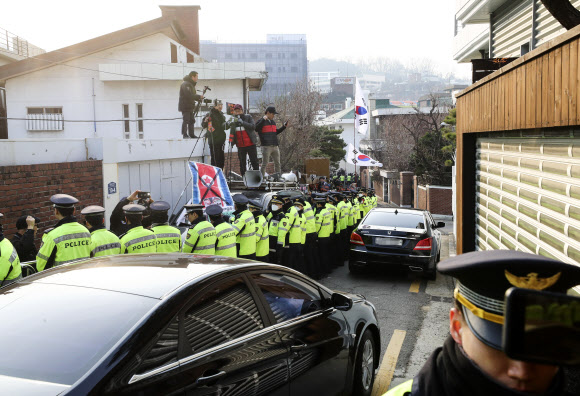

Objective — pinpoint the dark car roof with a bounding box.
[14,254,271,299]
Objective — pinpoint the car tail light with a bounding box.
[350,231,365,245]
[414,237,432,250]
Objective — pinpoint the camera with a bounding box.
[138,192,151,199]
[203,98,213,104]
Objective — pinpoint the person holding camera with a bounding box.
[178,71,204,139]
[110,190,153,236]
[255,106,288,179]
[228,104,258,177]
[202,99,227,169]
[81,206,121,257]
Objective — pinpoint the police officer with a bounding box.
[313,195,332,278]
[385,250,580,396]
[36,194,92,271]
[266,196,286,264]
[119,204,157,254]
[231,195,257,259]
[149,201,181,253]
[206,205,237,258]
[248,200,269,262]
[0,212,22,287]
[286,197,306,272]
[333,192,348,264]
[302,196,317,276]
[81,205,121,257]
[324,193,340,268]
[183,204,216,255]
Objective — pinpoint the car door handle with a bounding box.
[196,370,226,385]
[290,343,308,352]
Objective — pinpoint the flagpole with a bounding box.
[353,77,357,188]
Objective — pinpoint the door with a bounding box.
[178,275,289,396]
[476,136,580,265]
[249,272,351,395]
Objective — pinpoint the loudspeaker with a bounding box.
[243,170,263,188]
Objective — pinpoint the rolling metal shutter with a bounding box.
[475,135,580,267]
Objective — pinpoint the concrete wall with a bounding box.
[5,33,258,140]
[413,181,453,216]
[0,161,103,247]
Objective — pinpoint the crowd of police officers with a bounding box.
[0,186,378,285]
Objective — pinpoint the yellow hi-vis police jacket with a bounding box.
[214,222,237,258]
[152,224,182,253]
[120,226,157,254]
[231,210,256,256]
[0,237,21,283]
[254,214,269,258]
[89,227,121,257]
[183,220,216,255]
[36,218,91,271]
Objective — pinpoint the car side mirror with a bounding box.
[435,222,445,228]
[331,292,353,311]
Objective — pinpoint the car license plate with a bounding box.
[375,237,402,246]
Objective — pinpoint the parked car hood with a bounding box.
[0,375,69,395]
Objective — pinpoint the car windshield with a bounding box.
[363,211,426,229]
[0,283,157,385]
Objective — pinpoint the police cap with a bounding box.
[205,204,223,216]
[149,201,171,212]
[233,194,249,205]
[122,204,147,215]
[51,194,79,208]
[313,196,326,203]
[80,205,105,217]
[184,203,204,213]
[438,250,580,350]
[270,195,284,204]
[248,199,261,210]
[0,212,3,220]
[292,197,305,206]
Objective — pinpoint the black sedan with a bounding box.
[349,208,444,279]
[0,254,380,395]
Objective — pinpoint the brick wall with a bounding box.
[400,172,414,207]
[373,180,383,201]
[428,187,452,215]
[390,181,400,206]
[0,161,103,246]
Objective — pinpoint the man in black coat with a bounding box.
[10,215,39,262]
[202,99,227,169]
[178,71,204,139]
[228,104,258,177]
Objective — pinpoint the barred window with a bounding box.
[26,107,63,131]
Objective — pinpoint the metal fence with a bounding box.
[0,27,45,58]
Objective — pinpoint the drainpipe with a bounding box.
[489,12,494,58]
[531,0,538,50]
[92,78,97,136]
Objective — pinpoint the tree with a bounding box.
[256,79,323,171]
[309,126,347,168]
[441,108,456,167]
[541,0,580,30]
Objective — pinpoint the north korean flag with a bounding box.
[188,162,234,208]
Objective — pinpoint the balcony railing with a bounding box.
[0,27,45,58]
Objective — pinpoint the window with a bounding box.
[238,53,245,59]
[182,277,264,356]
[136,104,143,139]
[225,53,233,59]
[278,53,285,59]
[290,53,298,59]
[26,107,63,131]
[122,104,130,139]
[322,104,330,110]
[291,66,298,72]
[170,43,177,63]
[363,211,425,229]
[265,53,273,59]
[186,52,194,63]
[252,273,323,323]
[333,103,342,110]
[250,53,258,59]
[135,316,179,375]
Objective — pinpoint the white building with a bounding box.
[0,5,266,222]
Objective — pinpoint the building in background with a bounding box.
[454,0,580,64]
[309,71,340,93]
[200,34,307,106]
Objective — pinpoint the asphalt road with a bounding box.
[320,218,456,394]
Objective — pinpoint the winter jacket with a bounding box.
[255,118,286,146]
[202,108,227,145]
[228,114,257,147]
[178,76,202,112]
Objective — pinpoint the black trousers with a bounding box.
[304,233,317,278]
[256,253,269,263]
[287,243,304,272]
[330,233,341,267]
[239,253,256,261]
[317,236,331,275]
[182,111,196,137]
[238,145,259,176]
[209,142,225,169]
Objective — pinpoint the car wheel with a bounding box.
[424,269,437,280]
[353,330,376,396]
[349,261,363,275]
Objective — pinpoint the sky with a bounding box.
[1,0,471,78]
